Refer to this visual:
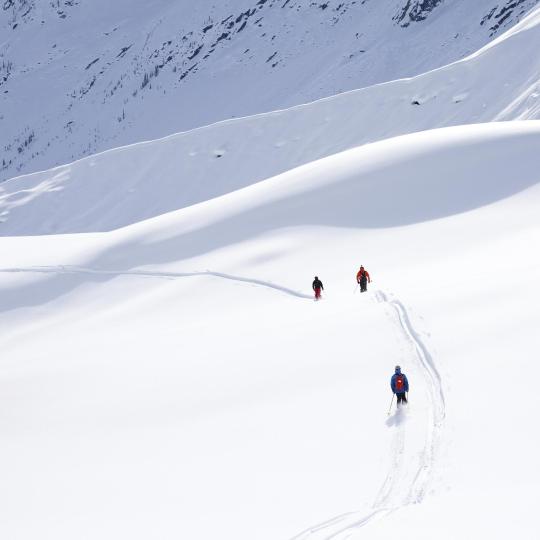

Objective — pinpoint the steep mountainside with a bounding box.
[2,4,540,235]
[1,0,538,181]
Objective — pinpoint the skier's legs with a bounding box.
[314,287,321,300]
[396,393,407,406]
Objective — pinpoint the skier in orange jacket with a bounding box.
[356,266,371,293]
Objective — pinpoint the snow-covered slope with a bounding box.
[2,3,540,537]
[1,0,538,181]
[2,3,540,235]
[1,122,539,539]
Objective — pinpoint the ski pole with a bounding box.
[387,394,395,415]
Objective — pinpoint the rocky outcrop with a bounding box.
[394,0,446,27]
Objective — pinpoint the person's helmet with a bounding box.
[395,365,401,372]
[314,276,318,280]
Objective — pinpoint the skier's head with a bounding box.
[360,266,364,270]
[314,276,318,280]
[395,365,401,373]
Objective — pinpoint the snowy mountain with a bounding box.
[2,3,540,235]
[1,2,540,539]
[1,0,539,181]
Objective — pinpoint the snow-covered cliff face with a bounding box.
[1,0,538,181]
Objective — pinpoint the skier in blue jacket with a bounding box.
[390,365,409,406]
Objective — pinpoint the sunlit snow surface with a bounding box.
[1,6,540,540]
[1,121,539,539]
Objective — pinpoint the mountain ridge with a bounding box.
[1,0,538,181]
[2,3,540,236]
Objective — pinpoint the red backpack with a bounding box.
[395,375,405,392]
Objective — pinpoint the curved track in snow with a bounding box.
[288,290,446,540]
[0,265,313,300]
[377,291,446,505]
[0,266,444,538]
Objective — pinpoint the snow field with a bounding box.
[0,263,416,539]
[1,120,540,537]
[1,2,540,536]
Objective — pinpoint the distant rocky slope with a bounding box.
[1,0,538,181]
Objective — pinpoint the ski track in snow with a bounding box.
[0,267,445,538]
[289,290,446,540]
[0,265,313,300]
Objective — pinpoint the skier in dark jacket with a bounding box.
[390,365,409,406]
[312,276,324,300]
[356,265,371,292]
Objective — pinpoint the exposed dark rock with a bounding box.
[480,0,539,35]
[395,0,445,27]
[85,58,100,70]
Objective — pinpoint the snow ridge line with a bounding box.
[0,265,313,299]
[288,290,445,540]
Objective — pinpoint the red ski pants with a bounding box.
[314,287,321,300]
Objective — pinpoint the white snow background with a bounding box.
[1,4,540,540]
